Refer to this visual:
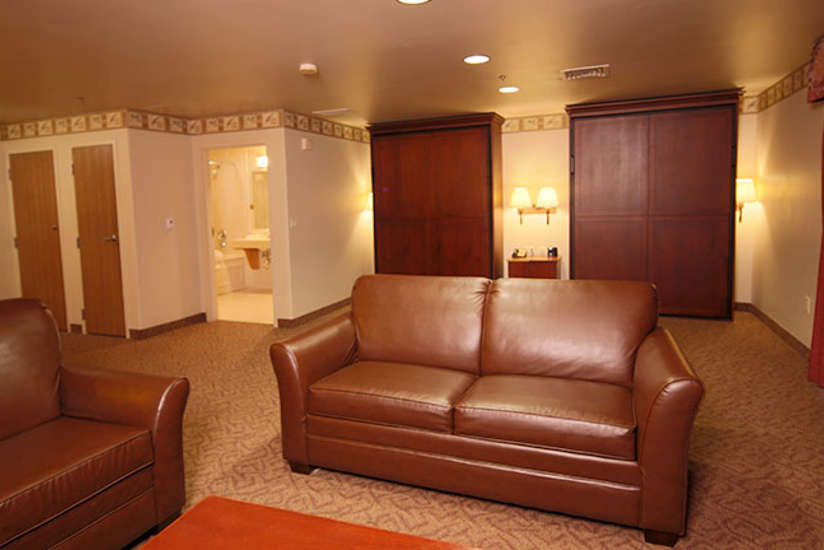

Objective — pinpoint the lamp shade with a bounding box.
[736,178,756,203]
[510,187,532,208]
[535,187,559,208]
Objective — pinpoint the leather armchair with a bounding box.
[0,299,189,550]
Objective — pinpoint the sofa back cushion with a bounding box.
[0,299,61,440]
[352,275,490,373]
[482,279,657,386]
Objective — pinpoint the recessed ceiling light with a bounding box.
[463,54,490,65]
[396,0,430,4]
[498,86,520,94]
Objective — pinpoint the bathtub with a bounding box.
[214,249,246,295]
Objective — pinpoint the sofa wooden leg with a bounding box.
[644,529,679,546]
[289,461,316,474]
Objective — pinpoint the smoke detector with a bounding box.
[299,63,318,76]
[561,64,610,80]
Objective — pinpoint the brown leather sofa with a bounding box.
[271,275,704,546]
[0,299,190,550]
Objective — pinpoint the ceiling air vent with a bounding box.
[561,64,610,80]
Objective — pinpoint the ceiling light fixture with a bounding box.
[396,0,430,4]
[498,86,520,94]
[299,63,318,76]
[463,54,490,65]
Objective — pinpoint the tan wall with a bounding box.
[0,152,20,299]
[283,130,373,318]
[735,113,759,303]
[0,130,139,331]
[128,130,201,329]
[501,129,570,278]
[752,92,824,346]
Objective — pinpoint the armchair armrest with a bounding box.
[269,313,357,467]
[633,327,704,536]
[59,365,190,524]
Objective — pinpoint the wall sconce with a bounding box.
[256,155,269,169]
[509,186,559,224]
[736,178,756,222]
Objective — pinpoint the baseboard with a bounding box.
[129,312,207,340]
[734,302,811,359]
[277,298,351,328]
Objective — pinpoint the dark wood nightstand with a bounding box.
[508,256,560,279]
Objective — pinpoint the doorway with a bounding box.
[207,146,273,324]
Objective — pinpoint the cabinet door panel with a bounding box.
[650,108,733,216]
[649,217,730,317]
[375,220,428,274]
[574,218,647,281]
[372,133,431,219]
[574,115,649,216]
[428,127,489,218]
[431,218,490,276]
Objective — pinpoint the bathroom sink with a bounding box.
[229,233,271,270]
[229,234,270,250]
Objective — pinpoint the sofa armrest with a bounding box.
[269,313,357,466]
[633,327,704,535]
[59,365,190,524]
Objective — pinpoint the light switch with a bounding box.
[301,137,312,151]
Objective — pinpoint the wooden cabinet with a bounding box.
[508,257,560,279]
[567,91,738,319]
[369,113,504,278]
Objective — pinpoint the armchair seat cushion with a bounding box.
[454,375,636,460]
[309,361,476,432]
[0,417,153,546]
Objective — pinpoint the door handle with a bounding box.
[104,234,118,242]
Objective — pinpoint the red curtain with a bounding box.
[810,131,824,386]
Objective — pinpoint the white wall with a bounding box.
[283,130,373,318]
[501,129,570,278]
[128,130,201,329]
[752,92,824,347]
[0,130,139,331]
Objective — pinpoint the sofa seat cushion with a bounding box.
[0,416,154,546]
[309,361,476,432]
[454,375,636,460]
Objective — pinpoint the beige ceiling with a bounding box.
[1,0,822,126]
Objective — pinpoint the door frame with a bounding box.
[4,145,63,305]
[194,142,277,325]
[66,137,135,335]
[71,143,128,336]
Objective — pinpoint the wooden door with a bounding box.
[573,114,650,281]
[648,108,734,317]
[72,145,126,336]
[9,151,68,330]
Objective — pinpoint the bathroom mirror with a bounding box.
[251,171,269,230]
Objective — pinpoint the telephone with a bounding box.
[512,248,528,258]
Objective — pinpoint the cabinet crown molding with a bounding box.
[566,89,741,118]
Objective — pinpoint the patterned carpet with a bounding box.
[61,311,824,549]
